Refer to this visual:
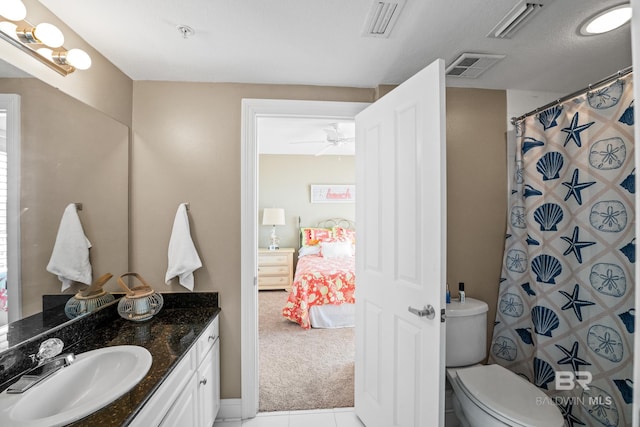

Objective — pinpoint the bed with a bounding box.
[282,218,356,329]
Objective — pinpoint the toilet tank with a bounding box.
[446,297,489,367]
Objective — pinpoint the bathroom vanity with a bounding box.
[0,292,221,426]
[129,313,220,427]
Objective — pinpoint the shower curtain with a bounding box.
[489,73,635,427]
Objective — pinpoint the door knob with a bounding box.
[408,305,436,319]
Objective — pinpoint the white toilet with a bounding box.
[445,297,564,427]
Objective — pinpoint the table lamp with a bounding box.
[262,208,285,250]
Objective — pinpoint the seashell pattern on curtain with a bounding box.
[489,73,635,427]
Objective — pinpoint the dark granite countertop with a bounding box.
[0,293,219,427]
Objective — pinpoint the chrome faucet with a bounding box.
[6,338,75,394]
[28,338,65,364]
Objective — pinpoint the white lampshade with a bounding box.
[66,48,92,70]
[0,21,18,39]
[36,47,53,58]
[262,208,285,226]
[34,22,64,48]
[0,0,26,22]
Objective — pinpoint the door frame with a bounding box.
[0,94,21,323]
[240,98,370,419]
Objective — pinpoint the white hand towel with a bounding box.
[46,203,92,292]
[165,203,202,291]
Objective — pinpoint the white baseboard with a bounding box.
[216,398,242,421]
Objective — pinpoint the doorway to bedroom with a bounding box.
[256,115,358,412]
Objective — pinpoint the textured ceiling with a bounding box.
[39,0,632,93]
[26,0,635,154]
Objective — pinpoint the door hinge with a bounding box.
[440,308,446,323]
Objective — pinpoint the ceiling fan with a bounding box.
[290,123,355,156]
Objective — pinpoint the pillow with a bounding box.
[321,240,353,258]
[300,227,332,247]
[298,245,321,257]
[332,227,355,244]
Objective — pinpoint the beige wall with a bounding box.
[0,78,130,317]
[446,88,507,356]
[131,82,374,398]
[258,154,355,250]
[0,0,133,126]
[132,82,507,399]
[2,71,508,399]
[0,70,508,398]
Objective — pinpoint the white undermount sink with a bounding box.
[0,345,152,427]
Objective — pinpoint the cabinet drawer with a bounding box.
[196,317,219,366]
[259,265,289,276]
[258,254,289,265]
[258,276,289,286]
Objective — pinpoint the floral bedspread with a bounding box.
[282,254,355,329]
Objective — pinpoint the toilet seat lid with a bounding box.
[456,364,563,427]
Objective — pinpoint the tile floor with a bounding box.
[213,408,365,427]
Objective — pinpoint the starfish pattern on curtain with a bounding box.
[489,73,635,427]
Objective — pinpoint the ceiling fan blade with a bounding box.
[289,140,326,144]
[314,144,334,156]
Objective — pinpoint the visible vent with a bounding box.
[445,53,506,78]
[488,2,543,39]
[362,0,406,38]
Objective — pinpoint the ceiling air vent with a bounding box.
[362,0,406,38]
[445,53,506,78]
[488,2,543,39]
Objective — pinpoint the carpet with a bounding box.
[258,290,355,412]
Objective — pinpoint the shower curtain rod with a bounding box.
[510,65,633,125]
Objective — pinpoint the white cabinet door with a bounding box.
[212,338,220,421]
[160,375,199,427]
[199,338,220,427]
[355,58,446,427]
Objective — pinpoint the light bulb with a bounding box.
[66,48,91,70]
[0,21,18,40]
[581,5,632,35]
[36,47,53,59]
[34,23,64,48]
[0,0,26,22]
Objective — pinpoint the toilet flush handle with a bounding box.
[408,305,436,319]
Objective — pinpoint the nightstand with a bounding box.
[258,248,294,291]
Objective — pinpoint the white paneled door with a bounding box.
[354,59,446,427]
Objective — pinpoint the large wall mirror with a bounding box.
[0,58,129,347]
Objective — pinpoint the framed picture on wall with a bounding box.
[310,184,355,203]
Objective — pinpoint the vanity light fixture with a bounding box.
[0,0,91,75]
[580,4,632,35]
[17,22,64,47]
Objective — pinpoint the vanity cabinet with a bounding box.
[130,316,220,427]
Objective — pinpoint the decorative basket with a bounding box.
[117,272,164,322]
[64,273,116,319]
